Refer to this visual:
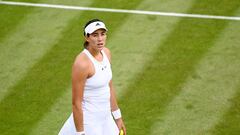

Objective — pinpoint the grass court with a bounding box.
[1,0,240,134]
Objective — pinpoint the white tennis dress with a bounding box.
[58,49,119,135]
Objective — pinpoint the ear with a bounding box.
[84,36,89,42]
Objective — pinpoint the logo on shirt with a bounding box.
[102,66,107,70]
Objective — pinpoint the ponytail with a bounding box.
[84,41,89,48]
[83,33,90,48]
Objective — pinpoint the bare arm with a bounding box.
[103,47,120,111]
[72,55,89,132]
[109,80,119,112]
[109,79,126,134]
[104,47,126,134]
[103,48,119,111]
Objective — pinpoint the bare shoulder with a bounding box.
[103,47,111,62]
[72,52,90,74]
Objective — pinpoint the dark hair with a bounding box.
[83,19,102,48]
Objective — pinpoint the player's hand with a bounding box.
[115,118,126,135]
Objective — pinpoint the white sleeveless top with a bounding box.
[82,49,112,112]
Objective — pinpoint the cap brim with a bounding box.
[88,26,107,34]
[84,21,108,35]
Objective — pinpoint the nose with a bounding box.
[97,35,103,41]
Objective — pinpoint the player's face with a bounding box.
[86,29,107,51]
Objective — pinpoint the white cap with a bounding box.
[84,21,107,35]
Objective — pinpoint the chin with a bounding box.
[98,46,104,50]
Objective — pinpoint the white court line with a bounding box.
[1,1,240,21]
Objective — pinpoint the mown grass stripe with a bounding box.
[0,0,84,43]
[109,0,194,96]
[212,86,240,134]
[0,0,88,101]
[1,1,240,21]
[29,87,72,135]
[209,8,240,134]
[29,0,194,134]
[117,0,240,135]
[151,9,240,134]
[0,1,144,134]
[0,19,81,134]
[0,0,39,43]
[0,1,92,134]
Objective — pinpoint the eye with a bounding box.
[101,32,106,36]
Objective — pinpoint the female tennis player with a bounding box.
[58,19,126,135]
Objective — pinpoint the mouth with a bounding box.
[97,43,104,47]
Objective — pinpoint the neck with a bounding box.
[87,48,103,61]
[87,47,102,57]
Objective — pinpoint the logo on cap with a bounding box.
[96,23,101,26]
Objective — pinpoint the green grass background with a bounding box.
[0,0,240,135]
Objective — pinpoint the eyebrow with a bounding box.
[92,31,106,35]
